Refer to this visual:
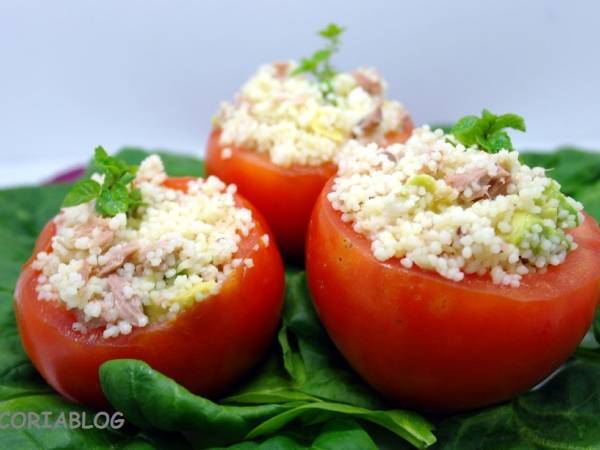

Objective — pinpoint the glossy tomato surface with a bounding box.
[306,178,600,412]
[15,177,285,409]
[205,118,413,260]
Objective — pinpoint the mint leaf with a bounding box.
[96,183,129,217]
[291,23,346,102]
[128,187,146,213]
[318,23,345,40]
[119,172,135,185]
[477,109,497,137]
[93,146,136,182]
[62,179,101,207]
[291,58,319,76]
[451,110,526,153]
[63,147,143,217]
[450,115,482,147]
[94,146,110,162]
[484,130,513,152]
[312,49,333,65]
[490,113,526,133]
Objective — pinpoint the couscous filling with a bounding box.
[33,155,259,338]
[328,126,583,286]
[214,62,409,167]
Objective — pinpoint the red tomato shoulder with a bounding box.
[205,129,336,260]
[306,178,600,412]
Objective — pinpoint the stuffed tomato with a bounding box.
[15,152,284,409]
[206,26,413,259]
[306,119,600,412]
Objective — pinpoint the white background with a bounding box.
[1,0,599,186]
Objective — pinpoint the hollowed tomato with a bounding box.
[15,177,285,409]
[205,117,413,260]
[306,178,600,412]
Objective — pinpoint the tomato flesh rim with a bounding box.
[18,176,281,343]
[313,178,600,303]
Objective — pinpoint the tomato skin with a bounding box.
[15,178,285,409]
[205,117,413,260]
[306,179,600,412]
[205,130,336,261]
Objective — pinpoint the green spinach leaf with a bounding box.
[594,307,600,347]
[208,419,378,450]
[222,353,317,405]
[100,359,296,448]
[0,183,71,239]
[435,359,600,449]
[99,354,435,448]
[278,271,386,410]
[245,401,435,448]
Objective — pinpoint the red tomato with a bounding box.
[15,177,285,409]
[205,117,414,260]
[306,178,600,412]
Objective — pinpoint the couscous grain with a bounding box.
[33,155,259,338]
[328,126,583,286]
[215,62,409,167]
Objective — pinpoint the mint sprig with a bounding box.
[62,147,144,217]
[451,109,526,153]
[62,179,101,207]
[291,23,346,102]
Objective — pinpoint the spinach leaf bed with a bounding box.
[0,147,599,449]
